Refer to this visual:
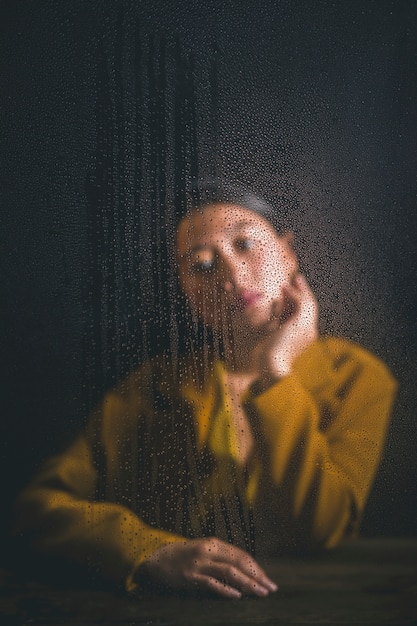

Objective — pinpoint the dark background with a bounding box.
[1,0,416,559]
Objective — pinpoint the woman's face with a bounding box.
[176,203,298,335]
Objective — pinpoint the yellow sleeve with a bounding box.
[13,389,184,591]
[245,338,397,550]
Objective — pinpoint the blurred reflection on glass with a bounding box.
[14,180,396,599]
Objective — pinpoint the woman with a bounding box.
[14,181,396,599]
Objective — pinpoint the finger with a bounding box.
[292,274,318,314]
[279,291,298,324]
[294,273,307,288]
[283,274,317,310]
[209,542,278,592]
[258,298,287,335]
[201,562,270,597]
[282,279,302,300]
[192,573,242,599]
[229,554,278,593]
[293,273,314,298]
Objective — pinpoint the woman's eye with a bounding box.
[235,237,253,251]
[191,258,215,274]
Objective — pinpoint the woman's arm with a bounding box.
[14,382,278,597]
[13,428,184,591]
[245,337,397,550]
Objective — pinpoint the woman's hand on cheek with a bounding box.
[137,538,278,599]
[255,274,318,381]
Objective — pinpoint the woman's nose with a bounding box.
[220,256,247,293]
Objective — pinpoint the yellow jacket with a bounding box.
[14,338,396,590]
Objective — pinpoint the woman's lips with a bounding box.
[234,291,262,309]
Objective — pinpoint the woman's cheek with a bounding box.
[263,261,286,295]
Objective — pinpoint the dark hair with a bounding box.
[179,178,283,233]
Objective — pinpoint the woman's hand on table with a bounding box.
[137,537,278,599]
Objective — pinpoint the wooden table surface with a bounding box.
[1,537,416,625]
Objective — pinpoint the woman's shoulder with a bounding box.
[294,336,397,395]
[321,336,395,380]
